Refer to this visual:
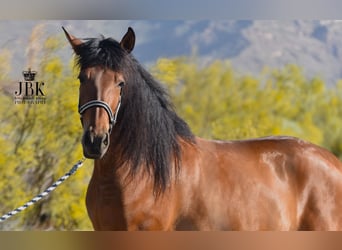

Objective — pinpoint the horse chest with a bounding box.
[85,175,172,230]
[86,177,128,230]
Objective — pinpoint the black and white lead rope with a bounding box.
[0,158,86,222]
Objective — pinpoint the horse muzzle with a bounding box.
[82,130,110,159]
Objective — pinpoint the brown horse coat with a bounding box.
[86,136,342,230]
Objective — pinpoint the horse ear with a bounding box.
[120,27,135,53]
[62,26,83,54]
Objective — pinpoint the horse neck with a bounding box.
[93,140,124,171]
[92,152,154,197]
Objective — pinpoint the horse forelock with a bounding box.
[75,37,127,70]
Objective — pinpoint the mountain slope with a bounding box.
[1,20,342,86]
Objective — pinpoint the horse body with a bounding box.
[86,135,342,230]
[194,136,342,230]
[63,26,342,231]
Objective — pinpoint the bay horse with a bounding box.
[63,26,342,230]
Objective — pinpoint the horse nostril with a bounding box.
[102,133,109,146]
[89,131,95,144]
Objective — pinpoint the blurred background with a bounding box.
[0,20,342,230]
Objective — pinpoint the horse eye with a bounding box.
[118,81,125,87]
[78,74,87,84]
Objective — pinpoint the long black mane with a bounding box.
[75,37,195,194]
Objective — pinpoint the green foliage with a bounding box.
[152,57,342,160]
[0,28,342,230]
[0,34,93,230]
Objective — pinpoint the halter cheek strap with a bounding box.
[78,96,122,133]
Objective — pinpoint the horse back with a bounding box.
[177,136,342,230]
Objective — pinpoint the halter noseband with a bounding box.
[78,94,122,133]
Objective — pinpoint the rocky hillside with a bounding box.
[1,20,342,86]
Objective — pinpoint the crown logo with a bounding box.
[22,68,37,81]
